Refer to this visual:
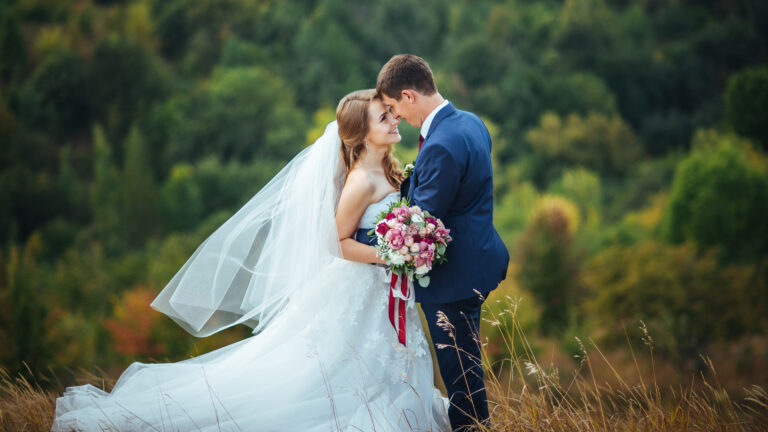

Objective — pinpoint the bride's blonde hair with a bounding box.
[336,89,404,189]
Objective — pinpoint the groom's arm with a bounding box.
[412,141,463,218]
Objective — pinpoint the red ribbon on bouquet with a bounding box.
[388,272,410,346]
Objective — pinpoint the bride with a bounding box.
[52,89,450,431]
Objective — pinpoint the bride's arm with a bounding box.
[335,170,387,265]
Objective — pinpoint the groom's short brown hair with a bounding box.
[376,54,437,101]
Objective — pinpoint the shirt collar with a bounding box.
[420,99,449,139]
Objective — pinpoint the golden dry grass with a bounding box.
[0,367,57,432]
[1,299,767,431]
[473,297,768,431]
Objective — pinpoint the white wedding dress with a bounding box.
[52,122,449,432]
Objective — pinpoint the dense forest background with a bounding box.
[1,0,767,393]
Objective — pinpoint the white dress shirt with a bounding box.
[420,99,449,140]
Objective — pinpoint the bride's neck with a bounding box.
[355,145,389,170]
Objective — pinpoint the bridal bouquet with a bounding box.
[369,198,452,287]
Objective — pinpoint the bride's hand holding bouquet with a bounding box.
[369,198,452,288]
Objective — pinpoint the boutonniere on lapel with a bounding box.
[403,162,415,179]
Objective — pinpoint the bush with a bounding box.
[662,130,768,262]
[725,66,768,148]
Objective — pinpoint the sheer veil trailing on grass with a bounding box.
[52,121,449,431]
[151,121,347,337]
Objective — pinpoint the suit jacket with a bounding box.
[401,102,509,304]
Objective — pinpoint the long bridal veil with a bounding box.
[151,121,346,337]
[54,120,450,432]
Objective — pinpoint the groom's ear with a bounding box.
[401,89,417,104]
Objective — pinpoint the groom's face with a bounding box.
[381,92,420,129]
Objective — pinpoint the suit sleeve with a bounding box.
[412,141,463,218]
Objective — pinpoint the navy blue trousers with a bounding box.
[421,294,489,431]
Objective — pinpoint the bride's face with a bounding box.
[366,99,401,147]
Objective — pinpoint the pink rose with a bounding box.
[419,241,429,251]
[425,217,437,225]
[399,246,409,255]
[384,230,393,241]
[404,235,414,247]
[414,257,426,267]
[403,254,413,262]
[386,213,396,221]
[410,244,420,253]
[390,235,404,249]
[418,228,428,237]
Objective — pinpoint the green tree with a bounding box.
[292,2,366,109]
[548,168,602,234]
[0,235,50,376]
[725,66,768,148]
[515,196,582,335]
[0,8,27,80]
[90,124,124,254]
[89,37,170,139]
[25,50,90,137]
[165,67,306,163]
[526,111,644,177]
[161,163,202,232]
[122,125,160,245]
[662,130,768,262]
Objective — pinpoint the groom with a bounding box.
[376,54,509,430]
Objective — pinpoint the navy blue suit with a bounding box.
[402,102,509,430]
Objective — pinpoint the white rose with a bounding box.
[389,253,405,266]
[415,265,429,275]
[411,214,424,224]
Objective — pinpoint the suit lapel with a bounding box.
[425,102,456,141]
[408,102,456,203]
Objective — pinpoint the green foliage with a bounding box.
[25,50,90,136]
[0,8,27,80]
[292,4,366,109]
[161,163,202,232]
[548,168,602,235]
[165,67,306,163]
[0,235,51,376]
[526,111,644,177]
[90,125,124,254]
[662,130,768,262]
[586,241,764,364]
[121,125,160,245]
[725,66,768,148]
[540,72,617,116]
[515,196,582,335]
[1,0,767,386]
[89,36,170,138]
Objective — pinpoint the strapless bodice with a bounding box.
[358,191,400,229]
[354,191,399,246]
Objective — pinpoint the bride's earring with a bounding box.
[365,139,370,155]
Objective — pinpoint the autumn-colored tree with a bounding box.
[104,285,167,357]
[586,241,764,365]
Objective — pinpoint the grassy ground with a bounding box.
[2,301,767,431]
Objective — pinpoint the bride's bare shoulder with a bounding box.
[344,168,375,191]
